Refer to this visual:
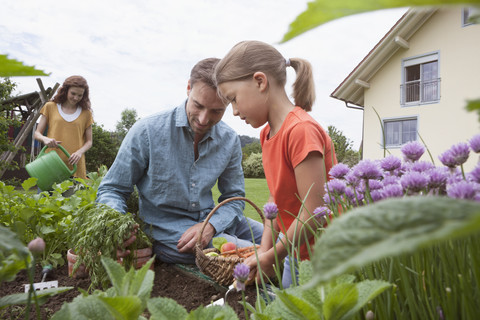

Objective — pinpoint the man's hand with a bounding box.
[117,224,139,259]
[177,222,215,253]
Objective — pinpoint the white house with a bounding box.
[331,7,480,171]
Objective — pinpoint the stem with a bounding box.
[241,291,249,320]
[270,219,283,290]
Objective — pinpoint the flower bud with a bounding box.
[28,237,46,254]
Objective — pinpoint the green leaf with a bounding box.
[148,297,188,320]
[341,280,391,319]
[311,196,480,285]
[465,98,480,123]
[0,287,73,309]
[0,54,49,77]
[323,283,357,320]
[21,177,37,191]
[281,0,480,42]
[298,260,314,285]
[275,290,321,320]
[99,296,143,320]
[101,257,127,295]
[185,304,238,320]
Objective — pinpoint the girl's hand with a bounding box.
[69,151,83,165]
[244,249,276,284]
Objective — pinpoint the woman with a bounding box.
[34,75,93,179]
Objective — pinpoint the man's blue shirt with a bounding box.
[96,102,245,249]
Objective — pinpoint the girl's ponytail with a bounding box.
[289,58,315,112]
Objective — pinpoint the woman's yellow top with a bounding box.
[39,101,94,179]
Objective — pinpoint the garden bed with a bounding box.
[1,259,257,319]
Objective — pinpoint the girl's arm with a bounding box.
[69,125,93,165]
[253,151,327,280]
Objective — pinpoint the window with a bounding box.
[383,118,417,147]
[462,7,478,26]
[401,53,440,105]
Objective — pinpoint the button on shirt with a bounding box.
[96,102,245,249]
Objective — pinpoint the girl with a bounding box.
[34,75,93,179]
[215,40,337,288]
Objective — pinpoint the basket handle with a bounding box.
[195,196,265,249]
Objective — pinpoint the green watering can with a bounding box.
[26,145,77,191]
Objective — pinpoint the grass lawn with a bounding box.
[211,178,268,223]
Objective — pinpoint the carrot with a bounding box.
[220,245,260,256]
[241,251,255,258]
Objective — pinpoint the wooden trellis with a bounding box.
[0,78,59,178]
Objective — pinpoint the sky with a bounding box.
[0,0,408,150]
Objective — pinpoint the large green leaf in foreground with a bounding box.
[0,54,48,77]
[310,196,480,285]
[281,0,480,42]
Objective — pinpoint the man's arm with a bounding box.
[96,121,149,213]
[208,135,245,233]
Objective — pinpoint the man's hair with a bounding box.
[190,58,220,89]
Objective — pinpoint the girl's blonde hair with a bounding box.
[214,40,315,111]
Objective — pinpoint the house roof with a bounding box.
[330,7,437,107]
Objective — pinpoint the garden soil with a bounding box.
[1,260,258,320]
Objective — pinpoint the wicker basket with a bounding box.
[194,196,265,286]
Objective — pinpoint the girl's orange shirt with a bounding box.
[260,107,336,260]
[40,101,93,179]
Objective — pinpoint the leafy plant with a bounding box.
[68,203,152,289]
[0,227,72,317]
[0,166,109,268]
[52,256,240,320]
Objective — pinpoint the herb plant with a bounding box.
[68,203,151,289]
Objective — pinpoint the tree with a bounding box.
[328,125,360,167]
[243,153,264,178]
[242,141,261,160]
[85,123,118,172]
[115,108,139,142]
[0,78,23,172]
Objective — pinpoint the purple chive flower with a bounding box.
[370,190,384,202]
[233,263,250,291]
[381,184,404,199]
[345,171,361,187]
[469,164,480,184]
[448,143,470,166]
[400,171,429,194]
[329,163,351,179]
[446,181,477,200]
[323,193,332,205]
[263,202,278,220]
[438,149,457,168]
[325,179,347,195]
[428,167,449,189]
[380,155,402,173]
[410,161,435,173]
[344,187,364,206]
[383,175,400,186]
[313,206,332,226]
[353,159,383,180]
[469,134,480,153]
[401,141,425,162]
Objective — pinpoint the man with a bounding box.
[96,58,263,264]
